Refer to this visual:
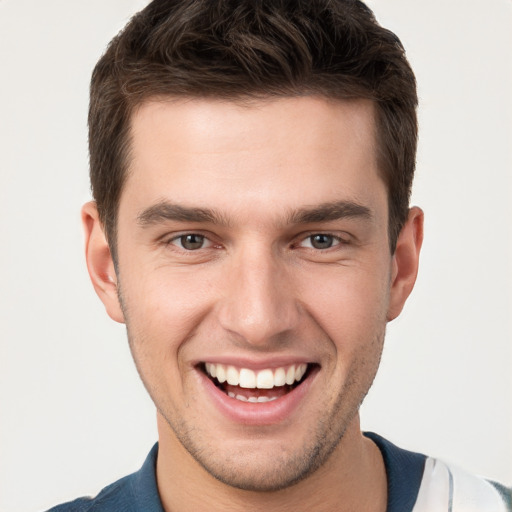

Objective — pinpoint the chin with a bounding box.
[165,415,348,493]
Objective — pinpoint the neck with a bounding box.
[155,413,387,512]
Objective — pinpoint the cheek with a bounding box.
[119,271,213,402]
[297,265,390,344]
[119,266,216,356]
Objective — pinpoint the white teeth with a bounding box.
[239,368,256,388]
[257,396,275,403]
[274,367,286,386]
[295,363,307,382]
[285,366,295,385]
[205,363,309,389]
[216,365,227,383]
[256,369,274,389]
[227,391,277,403]
[226,366,239,386]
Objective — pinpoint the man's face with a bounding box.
[111,96,400,490]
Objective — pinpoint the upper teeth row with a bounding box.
[205,363,308,389]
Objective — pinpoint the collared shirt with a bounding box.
[46,433,511,512]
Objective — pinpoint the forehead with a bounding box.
[122,96,385,225]
[129,95,376,161]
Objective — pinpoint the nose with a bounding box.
[217,244,301,348]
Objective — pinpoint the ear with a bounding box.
[387,206,424,321]
[82,201,125,324]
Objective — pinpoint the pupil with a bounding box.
[182,234,204,250]
[311,234,333,249]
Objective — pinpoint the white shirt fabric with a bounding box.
[413,457,511,512]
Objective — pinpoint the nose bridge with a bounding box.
[218,242,299,346]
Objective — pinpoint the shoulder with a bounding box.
[364,432,511,512]
[45,473,136,512]
[45,444,164,512]
[413,457,512,512]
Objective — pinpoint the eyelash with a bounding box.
[296,233,347,250]
[166,233,215,251]
[164,232,349,252]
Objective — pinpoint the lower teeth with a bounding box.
[227,391,278,403]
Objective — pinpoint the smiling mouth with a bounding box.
[202,363,314,403]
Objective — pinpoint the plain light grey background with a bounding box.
[1,1,511,511]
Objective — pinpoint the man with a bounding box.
[47,0,511,511]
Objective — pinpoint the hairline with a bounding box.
[104,92,400,264]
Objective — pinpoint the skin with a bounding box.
[83,96,423,512]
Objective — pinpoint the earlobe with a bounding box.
[387,206,424,321]
[82,201,125,324]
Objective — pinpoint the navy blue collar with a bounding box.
[131,443,165,512]
[114,434,426,512]
[365,432,426,512]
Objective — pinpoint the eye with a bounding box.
[170,234,211,250]
[300,234,341,250]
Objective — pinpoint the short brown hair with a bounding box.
[89,0,417,259]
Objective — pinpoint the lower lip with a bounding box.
[198,368,317,426]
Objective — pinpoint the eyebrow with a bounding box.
[287,200,373,224]
[137,199,372,228]
[137,201,230,226]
